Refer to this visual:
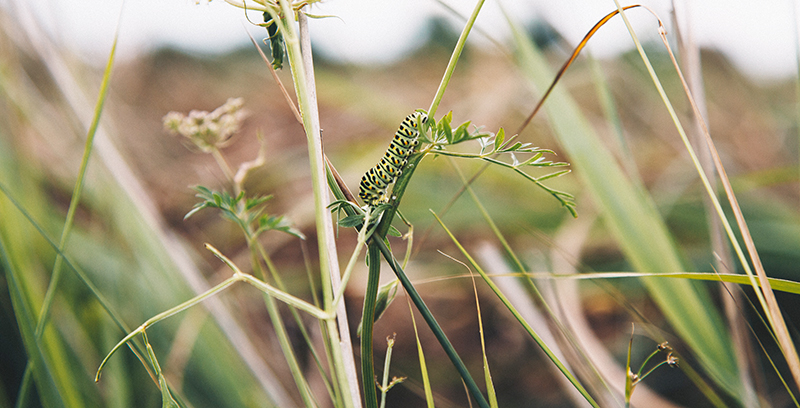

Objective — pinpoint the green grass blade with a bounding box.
[471,275,498,408]
[431,212,599,407]
[506,12,740,398]
[428,0,486,118]
[373,238,490,408]
[406,300,435,408]
[518,271,800,294]
[0,236,64,408]
[34,1,118,338]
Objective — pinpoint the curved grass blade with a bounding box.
[505,7,740,398]
[0,237,64,408]
[406,299,435,407]
[614,1,800,393]
[431,212,599,407]
[10,6,122,405]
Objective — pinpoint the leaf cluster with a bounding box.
[186,186,305,240]
[420,111,490,146]
[420,111,577,217]
[328,200,402,238]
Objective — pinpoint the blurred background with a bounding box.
[1,0,800,407]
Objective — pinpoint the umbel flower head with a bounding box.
[163,98,247,152]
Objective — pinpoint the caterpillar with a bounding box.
[359,112,428,206]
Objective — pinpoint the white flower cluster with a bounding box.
[163,97,247,152]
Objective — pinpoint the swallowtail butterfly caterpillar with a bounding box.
[358,112,428,206]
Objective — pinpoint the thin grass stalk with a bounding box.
[378,335,396,408]
[671,2,756,405]
[33,9,115,336]
[96,245,345,382]
[449,162,617,402]
[12,11,119,407]
[488,271,800,293]
[428,0,485,119]
[624,325,634,408]
[468,267,498,407]
[253,14,354,405]
[544,220,682,407]
[430,212,599,407]
[281,6,357,406]
[372,238,490,408]
[507,6,738,396]
[248,244,317,407]
[254,241,339,403]
[405,299,435,407]
[0,236,64,408]
[613,1,800,391]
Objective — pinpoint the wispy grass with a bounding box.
[505,6,740,400]
[3,1,799,407]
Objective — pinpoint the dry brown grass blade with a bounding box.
[656,17,800,393]
[515,4,642,135]
[246,28,303,124]
[247,24,358,208]
[671,2,757,405]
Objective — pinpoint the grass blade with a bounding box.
[406,299,435,407]
[505,9,740,398]
[0,236,64,408]
[431,212,599,407]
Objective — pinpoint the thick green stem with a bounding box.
[361,244,382,408]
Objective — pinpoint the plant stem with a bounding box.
[372,237,490,408]
[282,5,358,406]
[361,243,382,408]
[428,0,486,118]
[430,212,599,407]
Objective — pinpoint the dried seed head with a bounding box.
[666,353,679,367]
[163,97,248,152]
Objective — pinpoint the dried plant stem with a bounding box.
[614,0,800,393]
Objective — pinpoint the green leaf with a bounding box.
[493,128,505,152]
[339,214,366,228]
[374,280,399,325]
[387,225,402,238]
[503,142,523,152]
[450,120,472,144]
[440,114,453,144]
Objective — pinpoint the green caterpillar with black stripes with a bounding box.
[359,111,428,207]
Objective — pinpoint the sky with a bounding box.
[13,0,800,81]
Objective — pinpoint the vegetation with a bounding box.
[1,1,800,407]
